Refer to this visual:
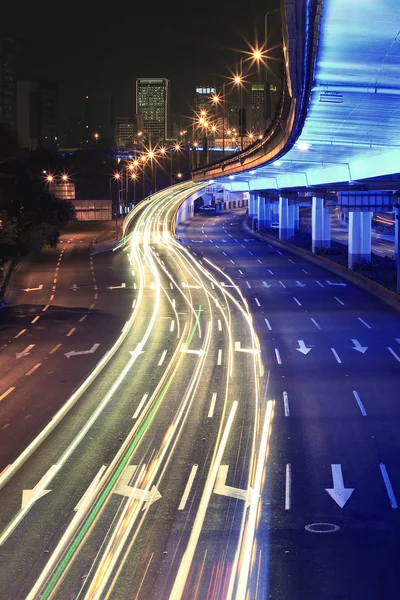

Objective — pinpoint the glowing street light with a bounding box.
[61,174,69,182]
[46,175,54,183]
[177,172,182,179]
[94,133,99,141]
[148,150,155,159]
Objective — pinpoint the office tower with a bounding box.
[251,84,265,132]
[136,78,170,142]
[194,86,216,114]
[0,38,20,133]
[17,80,58,151]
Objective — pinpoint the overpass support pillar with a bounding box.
[312,196,331,252]
[294,205,300,230]
[272,202,279,222]
[279,196,294,241]
[395,206,400,294]
[348,211,372,268]
[264,199,272,229]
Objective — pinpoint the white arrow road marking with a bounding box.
[15,344,35,359]
[214,465,253,507]
[129,343,145,361]
[22,285,43,292]
[180,345,206,356]
[71,284,78,291]
[353,391,367,416]
[65,343,100,358]
[387,347,400,362]
[262,281,271,288]
[326,280,347,286]
[357,317,371,329]
[114,473,161,510]
[380,464,398,509]
[296,340,312,355]
[325,464,354,508]
[74,465,107,511]
[234,341,260,354]
[114,465,138,497]
[351,339,368,353]
[295,281,306,287]
[108,283,126,289]
[178,465,198,510]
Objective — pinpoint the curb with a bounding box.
[245,223,400,314]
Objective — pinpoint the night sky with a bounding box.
[2,0,280,124]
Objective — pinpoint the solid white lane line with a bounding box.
[0,387,15,402]
[79,314,87,323]
[258,259,262,264]
[208,393,217,418]
[170,319,175,332]
[302,269,308,274]
[49,344,62,355]
[31,316,40,324]
[218,320,222,331]
[133,393,149,419]
[353,391,367,416]
[331,348,342,363]
[334,296,344,305]
[246,281,251,289]
[311,318,321,330]
[178,465,199,510]
[268,269,274,275]
[25,363,41,376]
[293,297,301,306]
[42,305,49,312]
[255,298,261,307]
[217,349,222,365]
[15,329,26,339]
[387,347,400,362]
[279,281,286,288]
[275,349,282,364]
[264,318,272,330]
[283,391,289,416]
[380,464,398,509]
[66,328,76,337]
[358,317,371,329]
[238,269,243,275]
[158,350,167,366]
[285,463,291,510]
[316,280,324,288]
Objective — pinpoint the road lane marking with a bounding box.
[42,305,49,312]
[293,297,301,306]
[277,250,282,255]
[311,318,321,329]
[387,347,400,362]
[0,387,15,402]
[31,316,40,324]
[316,280,324,288]
[158,349,167,366]
[283,391,289,416]
[89,303,95,310]
[25,363,41,376]
[230,260,235,264]
[302,269,308,274]
[352,390,367,416]
[178,465,198,510]
[279,281,286,288]
[49,295,54,301]
[331,348,342,363]
[94,293,98,300]
[133,393,149,419]
[285,463,291,509]
[49,344,62,355]
[238,270,243,275]
[222,252,227,256]
[255,298,261,307]
[74,465,107,512]
[264,318,272,330]
[53,278,57,284]
[358,317,371,329]
[79,314,87,323]
[218,320,222,331]
[208,393,217,418]
[246,281,251,288]
[275,348,282,364]
[170,319,175,332]
[380,464,398,509]
[289,259,294,264]
[66,328,76,337]
[248,251,254,256]
[217,349,222,365]
[15,329,26,339]
[268,269,274,275]
[334,296,344,305]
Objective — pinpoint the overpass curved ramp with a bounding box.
[192,0,400,193]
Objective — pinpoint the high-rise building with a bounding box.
[250,84,265,133]
[82,93,114,147]
[0,38,20,133]
[194,86,216,114]
[17,80,58,151]
[115,115,140,147]
[136,78,170,142]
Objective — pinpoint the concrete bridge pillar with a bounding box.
[272,202,279,222]
[395,206,400,294]
[257,195,265,229]
[348,211,372,268]
[264,199,272,229]
[312,196,331,252]
[279,196,294,240]
[249,193,257,217]
[294,204,300,230]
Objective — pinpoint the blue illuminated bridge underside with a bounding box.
[193,0,400,192]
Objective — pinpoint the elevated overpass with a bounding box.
[192,0,400,279]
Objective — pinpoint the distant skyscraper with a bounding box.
[136,78,170,142]
[17,80,58,151]
[250,84,265,132]
[115,115,140,147]
[0,38,20,133]
[82,93,114,147]
[194,86,216,114]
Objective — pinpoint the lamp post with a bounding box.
[112,172,121,240]
[264,9,281,128]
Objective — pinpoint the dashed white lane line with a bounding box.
[316,280,324,288]
[211,282,215,289]
[264,318,272,331]
[285,463,292,510]
[248,251,254,256]
[79,314,87,323]
[89,303,95,310]
[94,293,98,300]
[66,327,76,337]
[331,348,342,363]
[279,281,286,288]
[15,329,26,339]
[170,319,175,332]
[246,281,251,289]
[53,278,57,284]
[133,393,149,419]
[275,348,282,365]
[208,392,218,418]
[218,319,222,331]
[222,252,227,256]
[133,283,137,290]
[178,465,199,510]
[353,390,367,416]
[311,318,321,330]
[380,464,398,509]
[42,305,49,312]
[241,244,245,248]
[334,296,344,305]
[268,269,274,275]
[302,269,308,274]
[288,259,294,264]
[0,387,15,402]
[158,349,167,366]
[49,344,62,355]
[170,282,173,289]
[293,297,301,306]
[387,347,400,362]
[238,270,244,275]
[31,316,40,324]
[49,295,54,301]
[255,298,261,307]
[217,349,222,365]
[25,363,41,376]
[358,317,371,329]
[283,391,289,416]
[257,259,262,264]
[277,250,283,255]
[215,245,219,249]
[230,260,235,264]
